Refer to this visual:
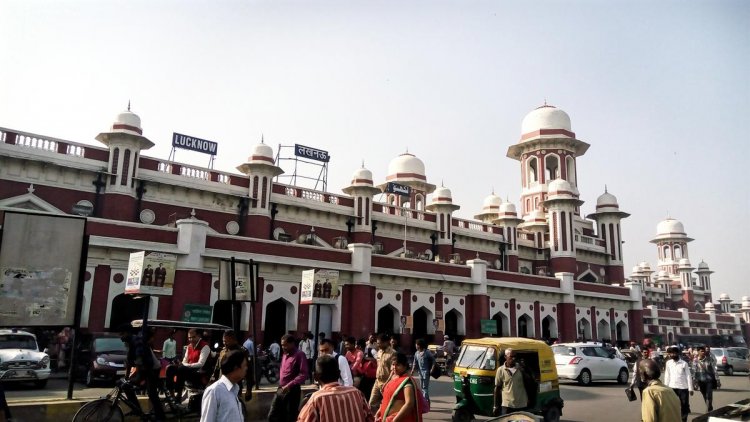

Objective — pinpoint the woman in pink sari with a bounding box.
[376,352,422,422]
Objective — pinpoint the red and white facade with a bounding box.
[0,104,744,347]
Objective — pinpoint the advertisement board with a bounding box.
[125,251,176,295]
[300,269,339,305]
[218,260,258,302]
[182,304,212,323]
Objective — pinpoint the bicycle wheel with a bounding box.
[72,398,125,422]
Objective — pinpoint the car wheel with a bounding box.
[577,369,592,386]
[544,405,562,422]
[617,368,629,384]
[86,369,96,387]
[725,366,733,376]
[34,379,48,388]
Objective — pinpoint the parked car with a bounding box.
[74,332,127,386]
[711,347,750,376]
[0,329,51,388]
[552,343,629,386]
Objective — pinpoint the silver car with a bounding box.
[711,347,749,376]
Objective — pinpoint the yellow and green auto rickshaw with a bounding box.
[452,337,563,422]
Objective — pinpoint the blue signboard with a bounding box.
[172,133,218,155]
[386,182,411,197]
[294,144,330,162]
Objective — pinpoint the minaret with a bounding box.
[718,293,732,314]
[493,201,523,272]
[378,152,436,211]
[425,185,460,261]
[651,217,693,276]
[506,103,590,219]
[587,189,630,283]
[677,258,695,309]
[474,192,502,224]
[542,179,583,274]
[342,165,381,244]
[95,105,154,220]
[695,261,713,296]
[236,141,284,239]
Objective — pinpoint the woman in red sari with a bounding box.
[376,352,422,422]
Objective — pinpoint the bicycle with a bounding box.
[72,378,190,422]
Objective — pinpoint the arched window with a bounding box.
[545,154,560,181]
[415,194,423,211]
[120,149,131,185]
[673,245,682,259]
[566,156,576,184]
[110,148,120,185]
[526,198,531,213]
[527,157,539,184]
[663,245,671,260]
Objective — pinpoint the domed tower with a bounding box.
[677,258,696,310]
[507,104,590,218]
[493,201,523,272]
[426,185,460,260]
[695,261,713,294]
[718,293,732,314]
[741,296,750,325]
[236,140,284,238]
[587,189,630,283]
[379,152,436,210]
[542,179,583,274]
[343,165,381,243]
[474,192,502,224]
[95,106,154,220]
[650,217,693,276]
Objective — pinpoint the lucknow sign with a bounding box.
[386,182,411,197]
[294,144,330,162]
[172,132,218,155]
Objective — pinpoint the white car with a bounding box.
[552,343,629,386]
[0,329,51,388]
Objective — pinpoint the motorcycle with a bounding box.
[256,347,280,384]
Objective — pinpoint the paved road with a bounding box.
[6,371,749,421]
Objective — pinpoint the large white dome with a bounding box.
[387,152,426,181]
[656,218,686,236]
[521,104,572,135]
[482,193,502,210]
[111,109,143,135]
[248,143,274,163]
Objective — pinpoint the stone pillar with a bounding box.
[402,288,412,347]
[509,299,518,337]
[590,306,598,340]
[341,243,376,338]
[533,301,541,340]
[466,259,489,338]
[556,272,577,342]
[88,265,112,332]
[435,291,444,338]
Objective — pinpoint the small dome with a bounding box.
[524,209,547,224]
[741,296,750,308]
[387,152,426,182]
[597,191,619,208]
[433,186,453,202]
[705,302,715,310]
[719,293,730,300]
[350,166,374,186]
[521,104,572,136]
[499,201,517,214]
[639,262,651,270]
[111,109,143,136]
[656,218,686,236]
[632,266,642,274]
[247,143,275,163]
[548,178,572,193]
[482,193,502,211]
[697,261,709,270]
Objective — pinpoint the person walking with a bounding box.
[211,330,253,401]
[318,338,353,387]
[120,328,166,421]
[298,355,374,422]
[629,348,652,400]
[268,334,308,422]
[492,348,529,416]
[162,330,177,364]
[410,338,436,403]
[663,346,692,421]
[368,333,396,412]
[354,338,377,399]
[693,346,721,412]
[639,359,681,422]
[299,332,315,383]
[200,350,247,422]
[375,353,424,422]
[442,335,456,372]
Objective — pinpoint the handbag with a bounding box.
[625,387,637,402]
[430,364,442,379]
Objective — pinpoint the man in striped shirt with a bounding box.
[298,355,374,422]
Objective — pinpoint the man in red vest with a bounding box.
[166,328,211,401]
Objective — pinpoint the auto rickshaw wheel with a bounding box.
[544,405,562,422]
[451,407,474,422]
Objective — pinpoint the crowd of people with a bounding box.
[627,342,722,422]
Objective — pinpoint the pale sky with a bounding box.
[1,0,748,302]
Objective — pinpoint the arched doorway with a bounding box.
[597,319,610,342]
[264,298,291,345]
[616,321,629,342]
[492,312,510,337]
[377,305,399,335]
[578,318,592,341]
[541,316,558,340]
[109,294,146,331]
[212,300,241,331]
[517,314,533,338]
[412,307,433,341]
[445,309,464,337]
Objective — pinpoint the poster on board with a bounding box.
[300,269,339,305]
[125,251,176,295]
[218,260,258,302]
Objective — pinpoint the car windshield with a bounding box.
[0,334,38,350]
[94,337,127,353]
[711,349,724,357]
[552,346,576,356]
[456,346,497,370]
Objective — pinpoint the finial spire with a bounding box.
[543,98,547,106]
[361,159,365,168]
[127,100,131,111]
[261,133,264,144]
[605,184,608,193]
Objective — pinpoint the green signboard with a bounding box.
[182,304,212,323]
[481,319,497,335]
